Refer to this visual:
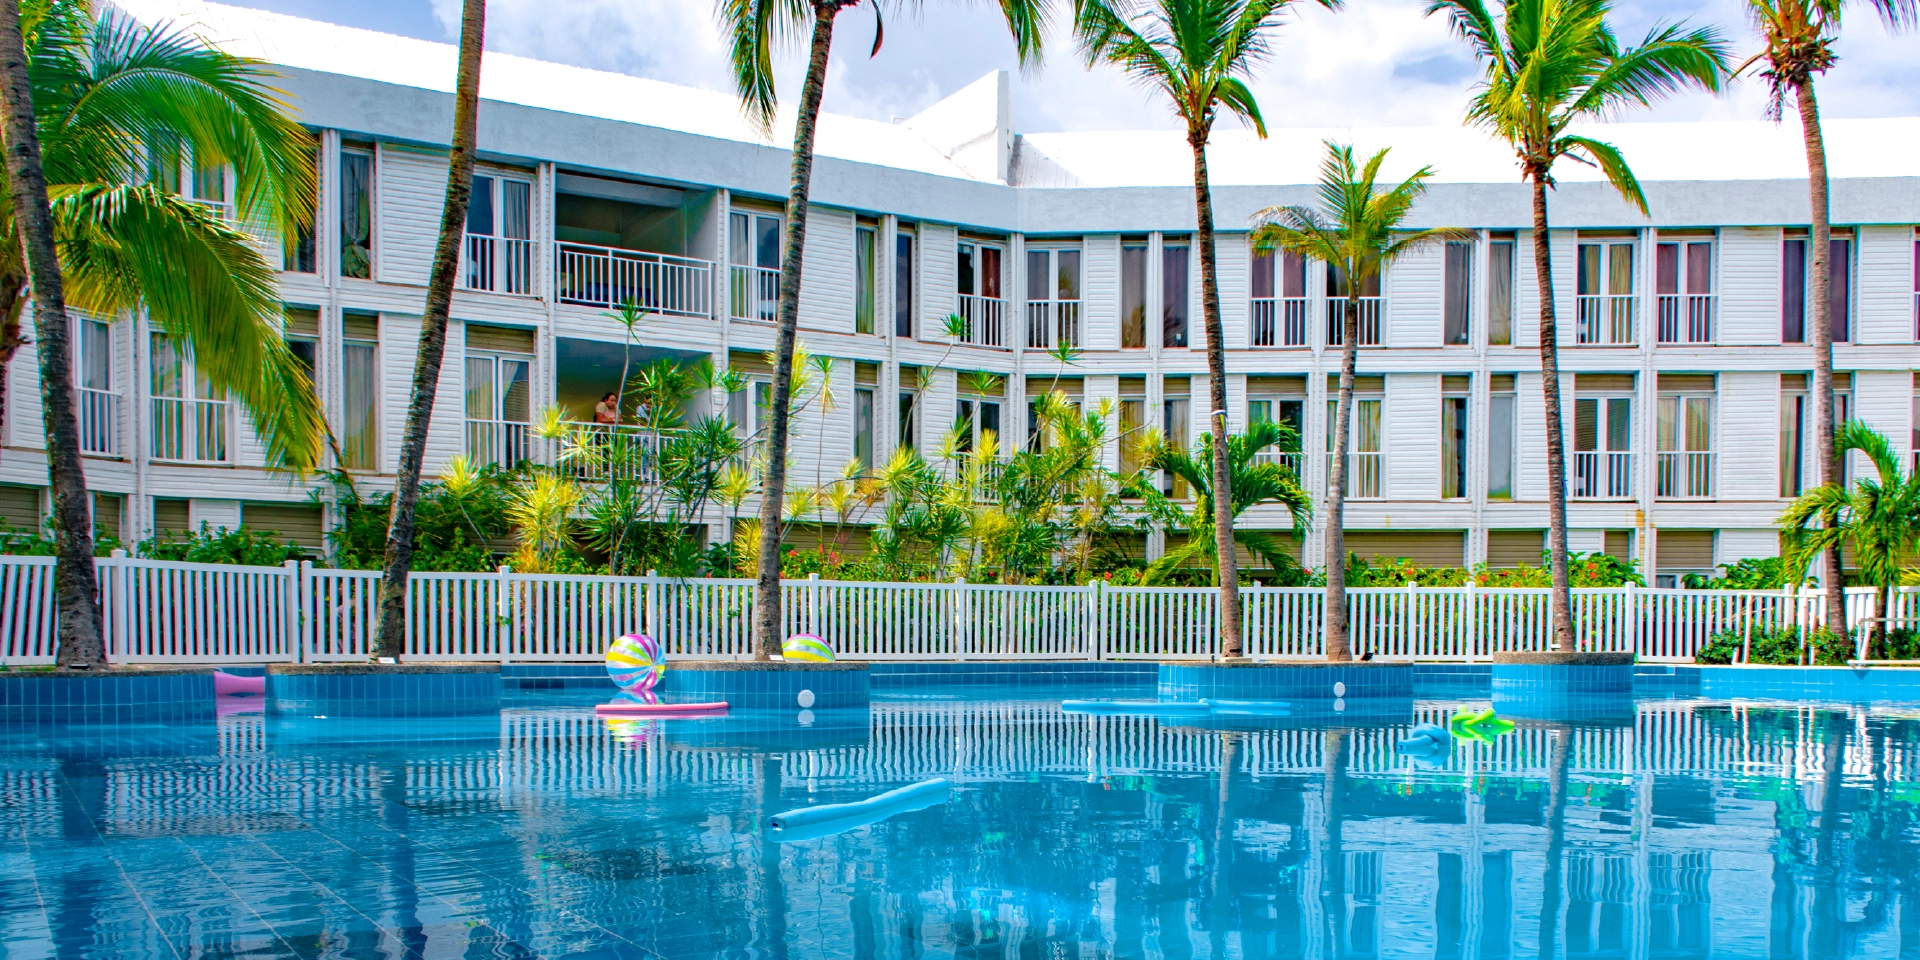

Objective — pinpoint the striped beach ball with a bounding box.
[782,633,835,663]
[606,633,665,691]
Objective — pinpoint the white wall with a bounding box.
[1083,234,1120,352]
[1717,372,1776,501]
[1718,226,1778,346]
[374,142,448,287]
[798,205,855,334]
[920,223,958,337]
[1386,244,1442,347]
[1855,225,1911,345]
[1386,373,1440,500]
[1216,233,1250,350]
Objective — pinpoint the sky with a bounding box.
[216,0,1920,134]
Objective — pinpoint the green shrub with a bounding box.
[1695,625,1856,666]
[136,526,308,565]
[1682,557,1802,590]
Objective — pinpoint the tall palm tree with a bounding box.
[1426,0,1726,651]
[1781,422,1920,659]
[0,0,323,666]
[373,0,486,661]
[1740,0,1918,633]
[1250,142,1464,661]
[719,0,1047,660]
[1074,0,1336,659]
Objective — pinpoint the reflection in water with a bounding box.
[0,698,1918,958]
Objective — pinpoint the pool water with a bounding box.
[3,686,1918,959]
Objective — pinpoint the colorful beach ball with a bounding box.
[782,633,835,663]
[606,633,665,691]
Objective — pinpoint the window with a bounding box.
[954,397,1001,457]
[1913,231,1919,342]
[898,390,917,453]
[191,159,231,218]
[1024,247,1082,349]
[290,145,318,273]
[341,312,379,470]
[1573,395,1633,499]
[854,387,874,469]
[465,351,533,468]
[1162,390,1191,497]
[1576,238,1635,345]
[730,210,782,322]
[1782,229,1853,343]
[1443,241,1473,345]
[1118,382,1145,476]
[1325,264,1382,346]
[1487,234,1514,345]
[462,174,533,294]
[894,225,915,337]
[1441,381,1468,499]
[338,148,372,279]
[284,307,319,376]
[1655,236,1714,343]
[1657,388,1715,499]
[1486,376,1515,499]
[1121,240,1148,349]
[1162,240,1190,348]
[74,316,114,456]
[1251,246,1308,346]
[854,224,877,334]
[956,241,1005,346]
[1326,395,1383,498]
[1248,396,1305,475]
[1781,380,1807,498]
[150,333,227,462]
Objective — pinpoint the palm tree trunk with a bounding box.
[372,0,486,661]
[1532,175,1575,652]
[0,278,25,465]
[1325,277,1360,662]
[0,0,103,666]
[1190,133,1241,658]
[752,2,838,660]
[1797,75,1848,636]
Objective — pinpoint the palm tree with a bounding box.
[373,0,486,661]
[1250,142,1464,661]
[1074,0,1335,659]
[1427,0,1726,651]
[1128,418,1314,587]
[1739,0,1918,633]
[718,0,1047,660]
[1781,422,1920,659]
[0,0,323,666]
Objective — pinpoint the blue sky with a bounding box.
[222,0,1920,134]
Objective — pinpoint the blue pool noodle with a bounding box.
[1201,700,1293,716]
[769,778,951,832]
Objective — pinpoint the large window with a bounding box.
[338,148,373,279]
[1121,239,1148,349]
[1025,247,1082,349]
[895,225,915,338]
[1780,373,1853,495]
[956,241,1005,347]
[1486,376,1515,499]
[1782,229,1852,343]
[854,387,874,469]
[462,174,533,294]
[1248,393,1305,476]
[1443,241,1473,345]
[1575,238,1635,345]
[1163,379,1190,497]
[730,210,782,323]
[954,396,1002,457]
[898,388,917,454]
[1328,384,1383,498]
[150,333,227,463]
[854,224,877,334]
[1162,240,1189,348]
[1326,264,1382,346]
[290,145,318,273]
[341,312,379,470]
[1573,394,1634,499]
[74,316,114,456]
[1655,235,1714,344]
[1250,245,1308,347]
[1441,379,1468,498]
[465,351,532,468]
[1656,383,1715,499]
[1487,233,1514,345]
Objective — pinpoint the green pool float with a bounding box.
[1449,708,1516,743]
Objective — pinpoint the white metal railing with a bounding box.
[1253,449,1304,477]
[1,554,1905,665]
[1576,294,1636,345]
[465,418,533,469]
[150,396,228,463]
[555,422,667,485]
[558,243,710,316]
[730,264,779,322]
[1573,451,1634,499]
[1328,452,1382,497]
[1251,297,1309,347]
[1657,451,1715,499]
[78,386,117,456]
[1325,297,1382,346]
[1657,293,1714,344]
[462,234,535,296]
[958,294,1006,348]
[1025,301,1081,349]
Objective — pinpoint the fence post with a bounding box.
[954,577,969,661]
[646,569,660,647]
[281,560,300,664]
[1090,580,1103,661]
[299,560,313,663]
[808,572,821,637]
[107,549,128,663]
[1402,581,1416,660]
[497,565,513,665]
[1743,593,1755,664]
[1621,581,1636,657]
[1463,580,1478,662]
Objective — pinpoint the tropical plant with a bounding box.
[719,0,1048,659]
[324,461,511,573]
[1681,555,1804,590]
[375,0,486,660]
[1250,141,1465,660]
[1737,0,1918,628]
[1074,0,1335,657]
[1781,422,1920,657]
[1427,0,1727,651]
[1125,418,1314,585]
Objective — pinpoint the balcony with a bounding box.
[1656,293,1715,344]
[554,422,668,485]
[730,265,779,323]
[150,397,228,463]
[1573,451,1633,499]
[556,243,711,317]
[465,418,533,470]
[1325,297,1383,347]
[1252,297,1309,347]
[78,387,117,456]
[463,234,535,296]
[1576,294,1635,345]
[1025,301,1081,350]
[1657,451,1715,499]
[957,294,1007,348]
[1253,449,1304,477]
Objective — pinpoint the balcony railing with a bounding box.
[1328,452,1381,498]
[553,422,668,485]
[464,234,535,296]
[1025,301,1081,349]
[465,418,534,470]
[150,397,228,463]
[1254,449,1304,477]
[730,265,779,323]
[1252,297,1309,347]
[1573,451,1634,499]
[957,294,1007,348]
[556,243,711,317]
[78,387,117,456]
[1657,451,1715,499]
[1576,294,1636,345]
[1656,293,1715,344]
[1325,297,1383,347]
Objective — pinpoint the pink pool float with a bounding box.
[594,700,729,716]
[214,671,266,697]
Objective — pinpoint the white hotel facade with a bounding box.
[4,0,1920,585]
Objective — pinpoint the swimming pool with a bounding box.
[2,686,1914,959]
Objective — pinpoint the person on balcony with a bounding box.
[595,392,622,426]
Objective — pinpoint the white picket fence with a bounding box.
[0,553,1908,666]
